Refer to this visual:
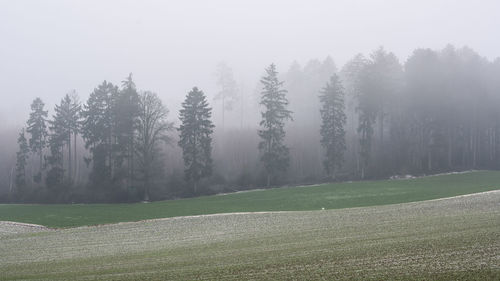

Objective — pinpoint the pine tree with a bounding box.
[340,54,368,176]
[357,74,377,179]
[258,64,293,187]
[26,97,48,183]
[45,118,65,194]
[15,128,30,195]
[214,62,238,131]
[49,94,72,180]
[115,73,140,187]
[46,94,79,194]
[178,87,215,194]
[68,92,81,182]
[136,91,173,201]
[319,74,347,179]
[81,81,118,186]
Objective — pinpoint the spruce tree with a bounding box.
[68,92,81,182]
[258,64,293,187]
[45,119,65,194]
[115,73,140,186]
[15,128,30,195]
[357,78,377,179]
[319,74,347,179]
[81,81,118,186]
[46,94,78,193]
[26,97,48,183]
[214,62,238,131]
[49,94,72,181]
[178,87,214,194]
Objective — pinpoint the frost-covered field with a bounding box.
[0,221,47,237]
[1,191,499,280]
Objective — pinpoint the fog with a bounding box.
[1,1,499,202]
[1,0,499,125]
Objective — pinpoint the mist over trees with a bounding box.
[2,44,500,203]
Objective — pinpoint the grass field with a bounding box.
[0,170,499,228]
[1,190,498,280]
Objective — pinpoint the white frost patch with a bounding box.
[0,221,48,235]
[423,189,500,202]
[94,189,500,227]
[390,170,478,181]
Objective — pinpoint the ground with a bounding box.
[1,170,499,228]
[1,190,499,280]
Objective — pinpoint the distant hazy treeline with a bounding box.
[4,45,500,203]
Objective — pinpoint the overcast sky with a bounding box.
[1,0,499,127]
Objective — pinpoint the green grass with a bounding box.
[1,190,499,280]
[1,170,499,228]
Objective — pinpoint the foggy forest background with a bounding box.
[1,44,500,203]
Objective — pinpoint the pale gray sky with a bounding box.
[1,0,499,126]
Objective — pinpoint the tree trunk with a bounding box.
[427,149,432,171]
[74,133,77,183]
[379,113,384,146]
[447,129,452,169]
[266,173,271,188]
[129,137,134,189]
[143,170,150,202]
[68,132,72,182]
[222,95,225,133]
[39,133,43,184]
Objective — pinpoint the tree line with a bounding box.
[8,44,500,203]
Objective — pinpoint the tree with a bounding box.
[214,62,238,131]
[26,97,48,183]
[356,69,377,179]
[81,81,119,188]
[258,64,293,187]
[405,48,442,172]
[115,73,140,186]
[178,87,215,194]
[15,128,30,195]
[319,74,347,179]
[365,48,404,174]
[68,91,81,182]
[136,91,173,201]
[49,93,80,183]
[340,54,368,175]
[45,120,65,195]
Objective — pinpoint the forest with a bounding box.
[2,44,500,203]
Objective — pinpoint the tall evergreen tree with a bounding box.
[214,62,238,131]
[178,87,215,194]
[81,81,118,187]
[340,54,368,176]
[115,73,140,186]
[26,97,48,183]
[45,119,65,195]
[68,91,81,182]
[15,128,30,195]
[49,94,75,182]
[357,77,377,179]
[136,91,173,201]
[258,64,293,187]
[319,74,347,179]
